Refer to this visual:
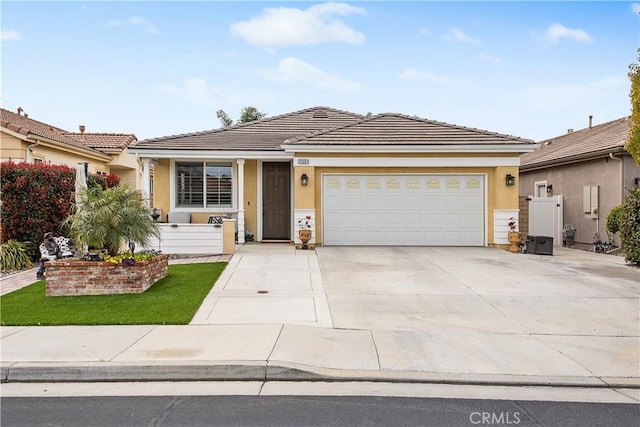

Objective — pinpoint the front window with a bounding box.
[176,161,232,208]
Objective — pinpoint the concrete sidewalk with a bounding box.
[0,245,638,398]
[1,322,638,392]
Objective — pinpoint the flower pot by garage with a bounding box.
[507,231,520,253]
[299,229,312,249]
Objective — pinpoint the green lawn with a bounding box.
[0,263,226,326]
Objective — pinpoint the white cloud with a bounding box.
[441,27,480,45]
[157,78,232,106]
[260,57,363,92]
[1,30,21,41]
[231,2,365,47]
[632,3,640,14]
[544,23,592,43]
[105,16,159,35]
[398,68,473,87]
[478,53,502,66]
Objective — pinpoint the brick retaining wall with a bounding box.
[45,254,169,296]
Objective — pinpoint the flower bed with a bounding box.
[45,254,169,296]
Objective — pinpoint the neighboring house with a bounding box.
[129,106,536,248]
[519,116,640,244]
[0,107,140,188]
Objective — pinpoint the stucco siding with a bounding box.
[519,157,628,244]
[0,133,26,161]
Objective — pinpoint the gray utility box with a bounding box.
[526,236,554,255]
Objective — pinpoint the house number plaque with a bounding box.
[297,158,310,165]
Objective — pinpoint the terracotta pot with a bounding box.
[299,229,312,249]
[507,231,520,253]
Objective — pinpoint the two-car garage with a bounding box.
[322,174,485,246]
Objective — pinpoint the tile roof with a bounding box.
[130,106,364,151]
[65,133,137,150]
[520,117,630,168]
[284,113,535,146]
[1,108,135,155]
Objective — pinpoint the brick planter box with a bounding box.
[45,254,169,296]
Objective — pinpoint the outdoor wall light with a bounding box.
[300,173,309,186]
[505,173,516,186]
[546,184,553,193]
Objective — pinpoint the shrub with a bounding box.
[606,205,624,234]
[0,240,32,271]
[0,161,120,260]
[620,186,640,265]
[1,161,75,259]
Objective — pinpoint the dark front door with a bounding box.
[263,162,291,240]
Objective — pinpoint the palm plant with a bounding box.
[65,184,159,256]
[0,240,32,271]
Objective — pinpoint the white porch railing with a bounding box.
[147,224,224,255]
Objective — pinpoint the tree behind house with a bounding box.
[217,106,266,128]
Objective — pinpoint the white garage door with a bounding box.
[323,174,485,246]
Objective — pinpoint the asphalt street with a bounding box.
[2,395,638,427]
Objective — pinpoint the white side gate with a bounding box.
[528,196,564,246]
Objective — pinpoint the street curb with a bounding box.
[3,361,639,389]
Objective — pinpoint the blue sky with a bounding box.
[1,1,637,142]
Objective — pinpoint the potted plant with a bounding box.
[507,217,520,253]
[297,215,312,249]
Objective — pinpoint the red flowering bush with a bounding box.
[0,161,120,260]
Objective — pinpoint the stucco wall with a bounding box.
[519,156,637,244]
[0,133,26,161]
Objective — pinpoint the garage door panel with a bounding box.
[445,213,463,226]
[323,174,484,246]
[404,212,422,226]
[363,212,384,227]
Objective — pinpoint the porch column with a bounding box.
[142,159,152,207]
[237,159,246,244]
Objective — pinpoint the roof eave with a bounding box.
[520,146,628,172]
[281,143,539,154]
[127,148,291,160]
[2,126,112,161]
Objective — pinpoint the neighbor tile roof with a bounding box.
[520,117,630,169]
[1,108,136,155]
[284,113,535,146]
[1,108,101,154]
[65,133,137,150]
[130,107,364,151]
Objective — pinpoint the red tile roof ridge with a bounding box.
[1,107,69,134]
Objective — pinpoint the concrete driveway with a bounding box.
[317,246,639,335]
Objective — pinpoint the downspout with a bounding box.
[26,141,40,163]
[609,153,624,204]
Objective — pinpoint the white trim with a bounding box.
[283,144,538,154]
[294,156,519,167]
[237,159,245,244]
[257,160,294,241]
[257,161,263,241]
[129,149,293,160]
[169,159,238,213]
[534,180,548,198]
